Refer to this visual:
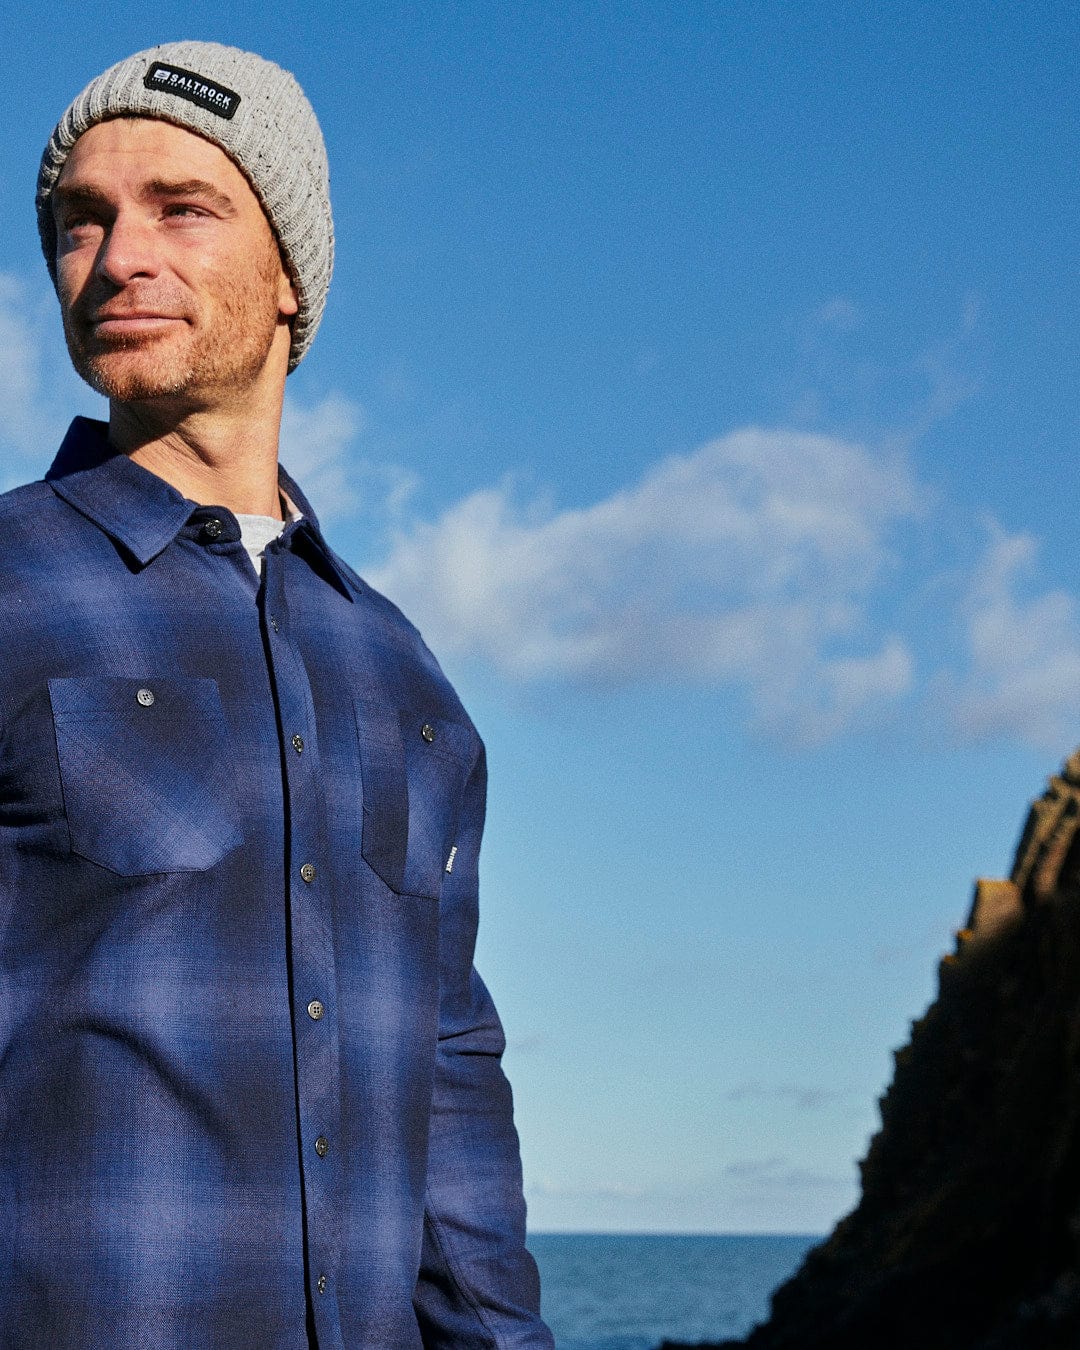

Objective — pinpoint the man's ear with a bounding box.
[279,271,300,320]
[276,239,300,319]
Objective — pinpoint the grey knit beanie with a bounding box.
[36,40,333,371]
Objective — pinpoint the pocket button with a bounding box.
[136,688,155,707]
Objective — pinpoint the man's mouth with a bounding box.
[89,312,186,339]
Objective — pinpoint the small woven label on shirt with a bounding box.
[445,845,458,874]
[144,63,241,120]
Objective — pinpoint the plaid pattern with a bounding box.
[0,418,551,1349]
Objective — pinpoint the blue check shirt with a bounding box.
[0,418,551,1349]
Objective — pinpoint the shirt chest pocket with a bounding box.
[48,676,243,876]
[355,698,472,900]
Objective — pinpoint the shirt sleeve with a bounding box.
[413,743,554,1348]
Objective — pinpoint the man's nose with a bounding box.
[93,211,161,286]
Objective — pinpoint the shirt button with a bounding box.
[315,1135,329,1157]
[201,518,223,541]
[292,734,304,754]
[307,999,324,1021]
[136,688,155,707]
[421,723,436,743]
[300,863,316,883]
[316,1274,327,1295]
[269,616,279,632]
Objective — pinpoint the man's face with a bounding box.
[51,117,298,406]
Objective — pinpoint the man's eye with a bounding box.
[165,204,206,219]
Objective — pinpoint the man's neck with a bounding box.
[107,376,287,521]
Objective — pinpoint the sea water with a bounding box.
[529,1233,819,1350]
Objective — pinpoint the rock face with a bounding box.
[662,751,1080,1350]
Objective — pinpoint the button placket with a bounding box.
[259,551,342,1334]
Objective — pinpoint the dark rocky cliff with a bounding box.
[662,750,1080,1350]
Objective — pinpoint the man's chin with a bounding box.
[76,351,194,403]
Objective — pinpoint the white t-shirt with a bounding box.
[235,495,303,573]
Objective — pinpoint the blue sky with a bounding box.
[3,1,1079,1232]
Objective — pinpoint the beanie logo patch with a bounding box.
[143,62,241,120]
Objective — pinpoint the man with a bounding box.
[0,39,552,1348]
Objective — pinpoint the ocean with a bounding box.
[529,1233,819,1350]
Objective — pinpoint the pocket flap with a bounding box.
[49,676,243,876]
[355,699,472,899]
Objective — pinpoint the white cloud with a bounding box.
[723,1157,853,1192]
[725,1083,845,1112]
[812,297,863,332]
[8,262,1074,758]
[368,427,920,743]
[0,272,99,488]
[280,391,417,526]
[527,1178,647,1201]
[945,520,1080,750]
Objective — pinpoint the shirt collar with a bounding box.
[46,416,355,600]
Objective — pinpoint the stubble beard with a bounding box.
[61,243,285,407]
